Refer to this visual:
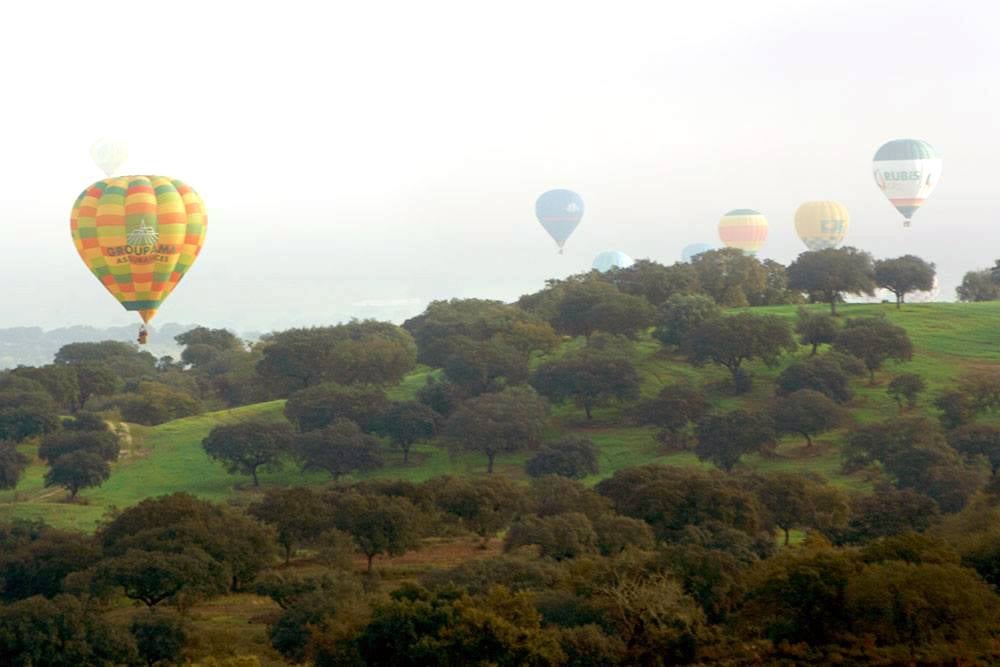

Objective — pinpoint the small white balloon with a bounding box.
[90,138,129,177]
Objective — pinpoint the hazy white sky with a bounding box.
[2,0,998,331]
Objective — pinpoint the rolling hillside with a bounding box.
[4,301,998,532]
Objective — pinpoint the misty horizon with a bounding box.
[3,1,997,331]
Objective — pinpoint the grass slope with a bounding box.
[4,301,999,531]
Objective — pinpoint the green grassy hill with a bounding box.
[4,301,998,532]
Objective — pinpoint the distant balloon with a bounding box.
[536,189,584,254]
[794,201,850,251]
[681,243,713,262]
[873,139,941,227]
[592,250,634,272]
[70,175,207,325]
[90,138,129,177]
[718,209,768,254]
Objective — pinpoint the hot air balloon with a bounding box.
[90,138,128,177]
[718,209,768,254]
[681,243,713,262]
[592,250,634,272]
[536,189,584,253]
[872,139,941,227]
[794,201,850,251]
[70,176,206,342]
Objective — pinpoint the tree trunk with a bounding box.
[783,527,791,546]
[869,368,877,384]
[284,544,292,565]
[402,444,410,464]
[811,342,819,356]
[251,467,259,487]
[584,403,593,420]
[830,297,837,316]
[487,452,495,474]
[367,554,374,573]
[802,432,812,447]
[896,293,902,309]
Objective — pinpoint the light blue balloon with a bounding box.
[681,243,713,262]
[592,250,634,272]
[536,189,584,253]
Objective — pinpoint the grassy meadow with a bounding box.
[4,300,998,532]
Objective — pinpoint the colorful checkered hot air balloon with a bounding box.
[70,176,207,335]
[536,189,584,254]
[873,139,941,227]
[794,201,850,251]
[718,209,768,255]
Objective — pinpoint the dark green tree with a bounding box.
[444,386,549,473]
[0,389,60,442]
[887,372,927,411]
[283,382,388,433]
[786,247,876,315]
[689,248,767,307]
[794,307,839,355]
[249,487,331,563]
[38,430,119,464]
[99,493,275,592]
[604,259,701,307]
[525,437,599,479]
[632,382,709,448]
[652,294,721,348]
[328,492,422,572]
[596,465,765,541]
[73,362,122,406]
[874,255,936,308]
[530,349,640,419]
[256,321,416,392]
[771,389,844,447]
[10,365,80,411]
[775,353,859,403]
[949,424,1000,477]
[684,313,796,393]
[0,529,100,601]
[403,298,554,367]
[431,475,528,543]
[373,400,439,464]
[295,418,383,480]
[201,419,295,486]
[97,548,226,607]
[842,486,940,543]
[833,316,913,383]
[0,595,137,666]
[43,451,110,500]
[956,268,1000,302]
[130,609,187,667]
[550,280,654,339]
[695,410,775,471]
[0,444,28,491]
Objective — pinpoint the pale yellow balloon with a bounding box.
[794,201,850,251]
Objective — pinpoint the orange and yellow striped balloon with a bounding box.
[718,209,768,254]
[70,176,206,324]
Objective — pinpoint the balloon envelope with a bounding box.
[872,139,941,226]
[70,175,207,324]
[681,243,713,262]
[794,201,850,251]
[718,209,768,254]
[592,250,634,272]
[536,189,584,252]
[90,138,128,177]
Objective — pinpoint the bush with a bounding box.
[525,437,599,479]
